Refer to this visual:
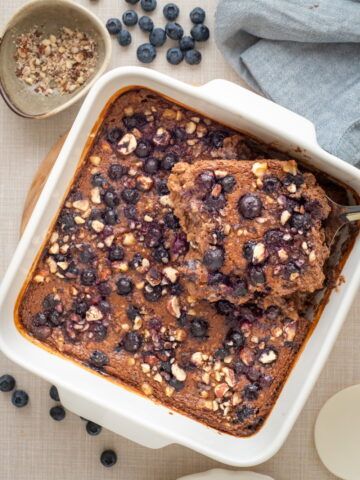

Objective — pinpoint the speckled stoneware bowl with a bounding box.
[0,0,111,119]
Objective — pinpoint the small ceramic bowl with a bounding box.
[0,0,111,119]
[177,469,274,480]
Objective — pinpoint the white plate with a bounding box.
[178,469,274,480]
[315,385,360,480]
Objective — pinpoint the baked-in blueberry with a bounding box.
[153,244,170,263]
[208,130,228,148]
[248,265,266,285]
[238,193,263,219]
[117,30,132,46]
[215,300,234,316]
[106,18,122,35]
[165,22,184,40]
[190,7,205,24]
[262,175,281,193]
[139,15,154,32]
[203,247,224,272]
[103,189,119,208]
[0,374,15,392]
[190,24,209,42]
[290,212,312,230]
[93,323,108,342]
[164,212,179,229]
[124,205,137,219]
[220,175,236,193]
[126,305,140,321]
[100,450,117,468]
[123,113,147,130]
[156,178,170,195]
[121,188,140,204]
[49,405,66,421]
[197,170,215,190]
[243,383,261,401]
[108,163,126,180]
[149,27,167,47]
[91,173,107,187]
[236,405,254,423]
[224,328,244,349]
[179,35,195,51]
[108,245,125,262]
[80,269,97,286]
[143,157,159,174]
[11,390,29,408]
[143,283,162,302]
[104,208,118,225]
[135,139,152,158]
[265,305,282,321]
[163,3,179,21]
[137,43,157,63]
[107,127,123,144]
[116,277,134,295]
[168,377,185,391]
[122,331,143,352]
[189,317,209,338]
[86,421,102,436]
[140,0,157,12]
[49,385,60,401]
[161,152,178,170]
[90,350,109,368]
[122,10,138,26]
[184,49,201,65]
[230,277,248,297]
[205,190,226,211]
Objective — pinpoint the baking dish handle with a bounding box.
[57,385,172,448]
[200,79,319,148]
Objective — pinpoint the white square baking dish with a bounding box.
[0,67,359,467]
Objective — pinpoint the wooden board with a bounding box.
[20,132,68,235]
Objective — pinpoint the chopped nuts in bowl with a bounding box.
[0,0,111,119]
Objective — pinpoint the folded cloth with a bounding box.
[215,0,360,166]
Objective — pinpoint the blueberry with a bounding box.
[86,421,102,436]
[139,15,154,32]
[32,312,48,326]
[125,0,139,3]
[123,113,147,130]
[191,24,210,42]
[108,163,126,180]
[190,7,206,24]
[0,374,15,392]
[161,152,178,170]
[165,22,184,40]
[122,331,143,352]
[79,245,96,264]
[93,323,108,341]
[126,305,140,321]
[243,383,261,401]
[145,225,162,247]
[49,311,63,326]
[137,43,157,63]
[168,377,185,391]
[100,450,117,468]
[238,193,263,219]
[107,127,123,144]
[99,300,111,313]
[184,49,201,65]
[80,269,97,286]
[117,30,132,46]
[122,10,138,26]
[197,170,215,190]
[237,306,257,323]
[124,205,137,219]
[208,130,228,148]
[104,208,118,225]
[108,245,125,262]
[262,175,281,193]
[283,173,304,187]
[98,281,112,296]
[11,390,29,408]
[129,252,143,269]
[230,277,248,297]
[116,277,134,295]
[179,35,194,51]
[204,193,226,211]
[164,212,179,229]
[91,173,107,187]
[49,405,66,421]
[121,188,140,204]
[156,179,169,196]
[135,139,152,158]
[143,283,162,302]
[103,189,119,208]
[214,348,228,360]
[248,265,266,285]
[173,127,186,141]
[166,47,184,65]
[89,350,109,368]
[106,18,122,35]
[208,272,228,285]
[143,157,159,174]
[224,328,244,349]
[264,229,284,247]
[215,300,234,316]
[236,406,254,423]
[140,0,157,12]
[243,240,256,262]
[220,175,236,193]
[169,282,183,296]
[49,385,60,401]
[153,245,170,263]
[189,318,209,338]
[163,3,179,21]
[265,305,282,321]
[149,27,166,47]
[203,247,224,272]
[58,211,76,232]
[290,213,312,230]
[282,262,300,280]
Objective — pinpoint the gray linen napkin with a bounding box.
[215,0,360,165]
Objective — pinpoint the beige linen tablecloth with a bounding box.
[0,1,359,479]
